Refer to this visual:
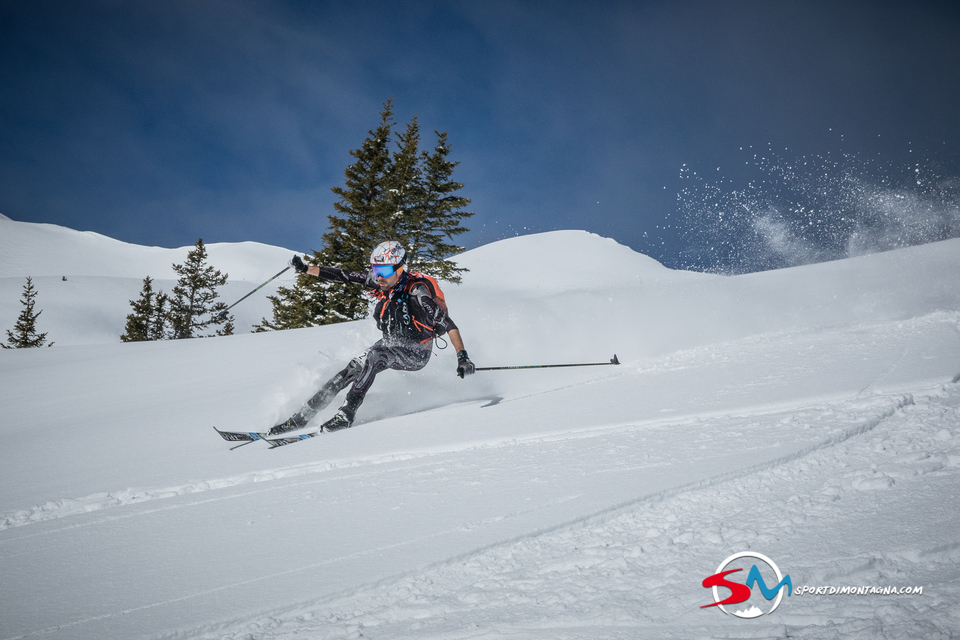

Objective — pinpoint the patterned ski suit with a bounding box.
[293,268,458,425]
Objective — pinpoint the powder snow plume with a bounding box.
[677,147,960,273]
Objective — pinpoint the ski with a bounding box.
[213,426,273,442]
[263,432,321,448]
[213,426,322,448]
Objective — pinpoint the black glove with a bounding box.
[289,255,308,274]
[456,350,475,378]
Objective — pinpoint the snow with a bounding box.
[0,215,299,344]
[1,218,959,639]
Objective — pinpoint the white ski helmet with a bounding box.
[370,240,407,267]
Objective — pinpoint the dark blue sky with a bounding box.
[2,1,959,270]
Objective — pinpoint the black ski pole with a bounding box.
[475,354,620,372]
[215,266,290,321]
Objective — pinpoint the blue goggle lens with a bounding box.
[372,264,396,278]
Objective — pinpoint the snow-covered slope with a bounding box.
[0,214,299,344]
[0,213,296,280]
[1,219,959,640]
[454,229,960,365]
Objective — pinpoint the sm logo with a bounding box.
[701,552,792,618]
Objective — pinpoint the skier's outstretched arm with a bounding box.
[448,329,475,378]
[289,256,374,287]
[448,328,465,353]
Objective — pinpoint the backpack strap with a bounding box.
[403,272,447,311]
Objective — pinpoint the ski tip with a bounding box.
[611,354,620,365]
[214,426,262,442]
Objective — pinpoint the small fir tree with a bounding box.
[253,259,333,331]
[150,291,171,340]
[2,277,53,348]
[167,238,232,339]
[216,316,235,337]
[120,276,157,342]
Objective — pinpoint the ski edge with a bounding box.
[214,426,322,448]
[264,432,321,448]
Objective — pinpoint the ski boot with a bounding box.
[268,413,308,436]
[321,406,355,432]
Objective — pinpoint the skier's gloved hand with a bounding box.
[289,255,308,274]
[456,350,475,378]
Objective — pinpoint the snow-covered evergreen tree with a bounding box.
[385,116,423,242]
[253,265,332,331]
[319,99,398,323]
[2,277,52,348]
[167,239,232,339]
[403,131,472,283]
[120,276,176,342]
[151,291,171,340]
[121,276,158,342]
[258,99,472,331]
[260,100,397,330]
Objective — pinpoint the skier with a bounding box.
[272,240,475,434]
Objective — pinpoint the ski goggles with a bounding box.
[372,263,399,279]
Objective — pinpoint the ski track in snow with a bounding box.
[1,387,948,640]
[0,392,907,536]
[178,384,960,640]
[0,350,928,534]
[6,308,959,534]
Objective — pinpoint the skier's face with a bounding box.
[374,265,400,290]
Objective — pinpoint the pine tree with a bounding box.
[260,100,397,330]
[2,277,53,349]
[120,276,175,341]
[150,291,170,340]
[258,99,473,331]
[120,276,157,342]
[402,131,473,282]
[252,262,333,331]
[385,116,423,242]
[319,98,398,323]
[216,316,235,337]
[167,239,232,339]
